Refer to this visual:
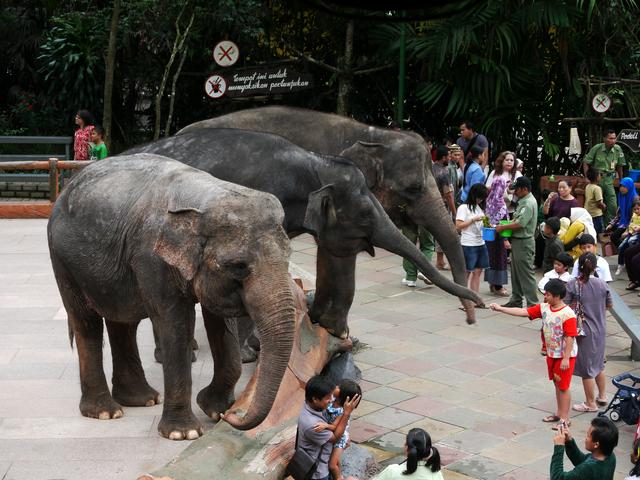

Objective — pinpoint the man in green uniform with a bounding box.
[496,176,538,307]
[583,129,626,225]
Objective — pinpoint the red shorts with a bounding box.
[547,356,576,391]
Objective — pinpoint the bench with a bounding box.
[609,290,640,360]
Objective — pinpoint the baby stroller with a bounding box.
[599,372,640,425]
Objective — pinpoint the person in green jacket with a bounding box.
[89,125,108,160]
[551,416,618,480]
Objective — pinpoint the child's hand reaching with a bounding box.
[313,422,330,432]
[489,303,502,311]
[343,394,361,414]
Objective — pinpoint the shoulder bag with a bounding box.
[574,281,587,336]
[286,430,324,480]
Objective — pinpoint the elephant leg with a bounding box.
[70,306,123,420]
[154,307,202,440]
[197,307,242,421]
[236,315,259,363]
[153,319,197,363]
[106,320,160,407]
[310,245,355,338]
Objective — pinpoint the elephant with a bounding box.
[47,154,295,439]
[124,129,482,345]
[178,106,479,323]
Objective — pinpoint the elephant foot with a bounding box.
[80,392,123,420]
[196,385,235,421]
[158,412,203,441]
[112,382,161,407]
[155,347,197,364]
[241,344,258,364]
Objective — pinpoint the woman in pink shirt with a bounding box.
[73,110,95,160]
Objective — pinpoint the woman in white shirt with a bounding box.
[373,428,443,480]
[456,183,490,294]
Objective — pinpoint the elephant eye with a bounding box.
[225,261,250,281]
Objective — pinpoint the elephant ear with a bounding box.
[340,141,385,189]
[303,184,337,236]
[154,206,204,282]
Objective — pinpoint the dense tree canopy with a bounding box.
[1,0,639,177]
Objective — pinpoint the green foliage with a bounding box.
[37,11,107,116]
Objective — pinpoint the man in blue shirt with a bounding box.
[460,145,486,202]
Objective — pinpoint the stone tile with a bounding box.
[418,367,480,386]
[480,441,548,466]
[446,455,518,479]
[486,367,538,386]
[363,386,415,406]
[384,357,440,376]
[0,362,67,381]
[456,377,513,395]
[381,340,432,356]
[362,366,408,386]
[442,471,478,480]
[4,459,161,480]
[429,407,498,429]
[473,418,537,439]
[359,407,423,430]
[0,461,10,477]
[351,400,385,419]
[0,416,156,439]
[393,395,452,416]
[348,419,391,443]
[448,358,504,376]
[354,349,404,366]
[435,444,473,466]
[399,417,464,442]
[440,430,506,455]
[387,377,448,396]
[466,398,526,417]
[369,431,407,453]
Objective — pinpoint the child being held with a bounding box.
[314,379,362,480]
[616,200,640,275]
[491,279,578,427]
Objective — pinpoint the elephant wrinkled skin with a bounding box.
[47,154,295,439]
[124,129,482,341]
[178,106,480,323]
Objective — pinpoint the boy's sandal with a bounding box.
[626,282,638,291]
[542,415,561,423]
[572,403,598,413]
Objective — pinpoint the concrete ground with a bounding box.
[1,218,639,479]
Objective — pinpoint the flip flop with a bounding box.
[572,403,598,413]
[596,397,609,406]
[542,415,561,423]
[627,282,638,291]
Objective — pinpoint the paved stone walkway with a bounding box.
[1,219,639,479]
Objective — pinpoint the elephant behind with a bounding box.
[178,106,478,323]
[47,154,295,439]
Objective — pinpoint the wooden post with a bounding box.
[49,158,59,202]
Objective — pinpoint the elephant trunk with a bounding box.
[370,208,482,306]
[406,193,483,320]
[223,264,295,430]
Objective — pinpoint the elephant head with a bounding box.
[154,187,296,430]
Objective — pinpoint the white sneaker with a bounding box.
[616,265,625,275]
[401,278,417,287]
[417,273,433,286]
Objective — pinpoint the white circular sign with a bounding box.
[592,93,611,113]
[213,40,239,67]
[204,75,226,99]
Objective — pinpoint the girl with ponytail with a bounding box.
[566,252,612,414]
[373,428,443,479]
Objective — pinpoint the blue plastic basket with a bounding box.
[482,227,496,241]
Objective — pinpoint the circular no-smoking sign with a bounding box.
[204,75,226,99]
[213,40,239,67]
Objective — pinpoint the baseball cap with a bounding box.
[513,176,532,190]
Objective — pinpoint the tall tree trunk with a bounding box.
[153,8,194,140]
[336,20,354,116]
[164,45,188,137]
[103,0,121,152]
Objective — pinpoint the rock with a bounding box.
[341,444,378,479]
[321,352,361,386]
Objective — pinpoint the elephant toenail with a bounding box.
[169,431,184,440]
[186,430,200,440]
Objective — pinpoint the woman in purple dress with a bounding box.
[543,180,579,220]
[565,252,611,413]
[484,174,509,296]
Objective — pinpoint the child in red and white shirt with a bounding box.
[491,278,578,427]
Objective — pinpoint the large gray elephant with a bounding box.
[178,106,478,323]
[124,129,482,341]
[47,154,295,439]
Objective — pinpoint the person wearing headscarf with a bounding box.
[560,208,598,259]
[606,177,638,247]
[484,175,509,296]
